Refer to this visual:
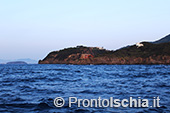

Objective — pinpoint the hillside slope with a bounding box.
[153,34,170,44]
[39,42,170,65]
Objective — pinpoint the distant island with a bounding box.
[39,34,170,65]
[0,58,37,64]
[7,61,27,64]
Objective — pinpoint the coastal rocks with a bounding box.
[39,55,170,65]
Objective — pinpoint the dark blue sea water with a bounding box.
[0,64,170,113]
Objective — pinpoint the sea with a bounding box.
[0,64,170,113]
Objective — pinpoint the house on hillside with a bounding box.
[136,42,144,48]
[80,54,94,59]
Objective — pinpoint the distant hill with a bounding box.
[153,34,170,44]
[17,58,37,64]
[0,58,37,64]
[6,61,27,64]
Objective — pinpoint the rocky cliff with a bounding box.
[39,41,170,65]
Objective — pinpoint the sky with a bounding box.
[0,0,170,60]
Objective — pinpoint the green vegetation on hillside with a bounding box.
[113,42,170,58]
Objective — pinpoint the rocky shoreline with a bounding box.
[39,55,170,65]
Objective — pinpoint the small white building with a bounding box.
[136,42,144,48]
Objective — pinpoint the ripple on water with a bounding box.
[0,64,169,112]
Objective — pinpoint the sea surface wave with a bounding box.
[0,64,170,113]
